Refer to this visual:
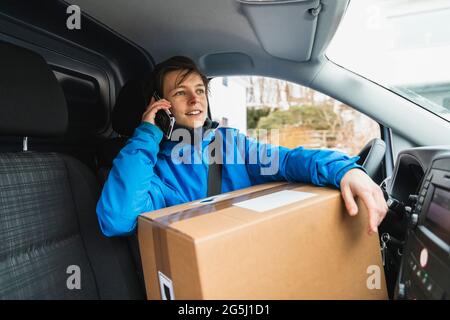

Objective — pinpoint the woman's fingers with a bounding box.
[373,188,388,226]
[340,169,388,236]
[341,184,358,216]
[358,190,382,235]
[142,99,171,124]
[142,104,170,122]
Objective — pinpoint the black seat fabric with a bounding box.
[0,153,97,299]
[0,41,145,299]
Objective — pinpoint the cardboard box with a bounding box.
[138,182,388,300]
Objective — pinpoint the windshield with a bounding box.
[327,0,450,122]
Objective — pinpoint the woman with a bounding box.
[97,56,387,237]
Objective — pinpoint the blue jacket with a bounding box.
[97,122,362,237]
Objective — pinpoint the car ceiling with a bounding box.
[3,0,449,147]
[66,0,349,84]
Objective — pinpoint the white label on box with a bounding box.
[158,271,175,300]
[233,190,317,212]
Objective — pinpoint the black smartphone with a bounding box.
[153,92,175,140]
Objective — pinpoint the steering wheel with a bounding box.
[356,138,386,179]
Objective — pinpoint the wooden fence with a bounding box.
[247,127,380,156]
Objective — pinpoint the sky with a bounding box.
[327,0,450,86]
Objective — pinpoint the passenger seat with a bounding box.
[0,41,145,299]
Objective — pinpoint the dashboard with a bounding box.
[385,146,450,300]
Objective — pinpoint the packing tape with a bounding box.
[154,182,297,226]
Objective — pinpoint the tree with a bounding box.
[247,106,272,129]
[255,103,342,131]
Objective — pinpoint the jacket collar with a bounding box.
[159,119,219,157]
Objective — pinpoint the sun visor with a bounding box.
[238,0,322,62]
[199,52,254,76]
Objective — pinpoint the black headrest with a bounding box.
[0,41,68,137]
[112,79,148,137]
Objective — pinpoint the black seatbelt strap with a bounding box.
[207,135,222,197]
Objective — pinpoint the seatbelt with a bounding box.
[207,138,222,197]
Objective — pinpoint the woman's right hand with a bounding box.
[141,97,172,125]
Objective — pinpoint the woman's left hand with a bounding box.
[340,168,388,235]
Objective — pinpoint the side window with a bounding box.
[209,76,380,156]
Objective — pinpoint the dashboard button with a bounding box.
[419,196,425,204]
[424,181,430,188]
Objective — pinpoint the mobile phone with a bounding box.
[153,92,176,140]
